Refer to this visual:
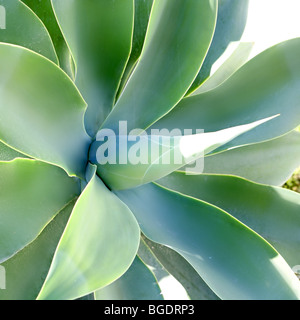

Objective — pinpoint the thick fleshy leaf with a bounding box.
[95,256,162,300]
[0,159,80,264]
[102,0,217,133]
[37,167,140,300]
[0,43,90,177]
[116,183,300,300]
[152,38,300,152]
[52,0,134,137]
[141,235,219,300]
[190,42,254,95]
[90,115,277,190]
[0,141,27,161]
[184,131,300,186]
[0,201,74,300]
[158,172,300,268]
[116,0,154,99]
[187,0,250,94]
[0,0,57,62]
[22,0,75,78]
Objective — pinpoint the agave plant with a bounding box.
[1,0,300,300]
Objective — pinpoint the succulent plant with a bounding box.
[0,0,300,300]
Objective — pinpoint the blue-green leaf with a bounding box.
[102,0,217,133]
[187,0,250,94]
[152,38,300,152]
[90,115,277,190]
[158,172,300,268]
[185,131,300,186]
[52,0,134,137]
[116,183,300,300]
[95,256,162,300]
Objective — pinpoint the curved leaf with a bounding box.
[140,235,219,300]
[116,0,154,100]
[37,166,140,300]
[187,0,250,94]
[151,38,300,152]
[158,172,300,268]
[52,0,134,137]
[0,159,80,264]
[116,183,300,300]
[90,115,277,190]
[21,0,75,78]
[138,236,188,300]
[102,0,217,133]
[190,42,254,95]
[0,201,74,300]
[184,131,300,186]
[95,256,162,300]
[0,0,57,63]
[0,43,91,177]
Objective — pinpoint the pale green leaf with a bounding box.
[22,0,75,78]
[0,0,57,62]
[37,167,140,300]
[0,43,91,177]
[0,159,79,264]
[0,201,74,300]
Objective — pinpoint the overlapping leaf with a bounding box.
[0,0,57,62]
[95,256,162,300]
[116,183,300,300]
[91,115,277,190]
[187,0,250,94]
[152,38,300,152]
[158,172,300,268]
[185,131,300,186]
[102,0,217,133]
[140,235,219,300]
[21,0,75,78]
[0,159,79,264]
[0,201,75,300]
[116,0,154,99]
[0,43,90,177]
[37,167,140,300]
[190,42,254,95]
[52,0,134,137]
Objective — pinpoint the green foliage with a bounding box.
[0,0,300,300]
